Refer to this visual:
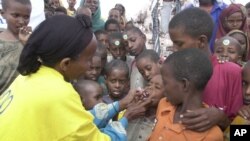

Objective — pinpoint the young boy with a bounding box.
[76,5,92,18]
[103,59,130,104]
[224,60,250,141]
[83,55,102,81]
[66,0,76,17]
[73,79,103,110]
[108,8,121,26]
[135,49,161,82]
[214,36,243,65]
[124,26,147,89]
[168,7,243,131]
[104,19,121,35]
[94,29,109,48]
[127,74,165,141]
[0,0,32,94]
[149,48,223,141]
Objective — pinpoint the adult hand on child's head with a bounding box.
[19,26,32,45]
[180,107,229,132]
[123,98,151,121]
[238,105,250,120]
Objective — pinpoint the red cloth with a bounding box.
[202,55,243,119]
[216,4,248,39]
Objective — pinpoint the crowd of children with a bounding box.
[1,0,250,141]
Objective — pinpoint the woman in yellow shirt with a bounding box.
[0,14,148,141]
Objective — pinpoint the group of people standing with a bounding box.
[0,0,250,141]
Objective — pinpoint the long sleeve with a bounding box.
[89,102,120,128]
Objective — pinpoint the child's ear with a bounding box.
[158,56,166,66]
[1,10,5,18]
[181,78,190,92]
[197,35,208,50]
[59,57,71,72]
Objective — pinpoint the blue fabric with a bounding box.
[89,101,127,141]
[209,2,227,53]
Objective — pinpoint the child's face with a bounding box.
[84,56,102,81]
[115,5,124,15]
[214,39,241,63]
[161,64,184,106]
[136,57,160,82]
[108,39,126,60]
[230,33,247,54]
[84,0,99,14]
[108,9,121,23]
[98,51,107,71]
[49,0,60,9]
[2,0,31,35]
[80,84,103,110]
[106,24,120,35]
[242,65,250,105]
[126,31,146,56]
[224,12,243,31]
[96,33,109,47]
[106,69,129,99]
[67,0,76,8]
[144,75,164,107]
[169,27,200,52]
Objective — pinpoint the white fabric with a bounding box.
[28,0,45,30]
[160,1,174,33]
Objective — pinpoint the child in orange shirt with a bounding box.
[149,48,223,141]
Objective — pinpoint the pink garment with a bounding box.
[202,55,243,119]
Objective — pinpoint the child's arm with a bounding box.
[89,102,120,128]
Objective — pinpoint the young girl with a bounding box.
[216,4,248,44]
[0,0,32,94]
[214,36,243,65]
[228,29,250,62]
[80,0,104,32]
[107,32,133,66]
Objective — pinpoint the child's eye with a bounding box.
[11,13,19,18]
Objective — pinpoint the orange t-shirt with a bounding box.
[148,98,223,141]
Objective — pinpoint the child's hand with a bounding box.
[19,26,32,45]
[216,56,229,64]
[119,89,137,110]
[238,105,250,120]
[123,98,151,121]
